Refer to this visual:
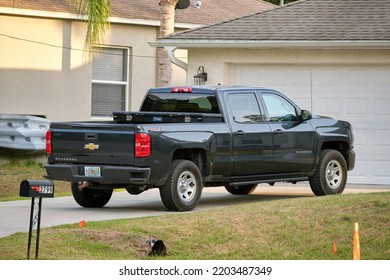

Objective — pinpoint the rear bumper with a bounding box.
[43,164,151,185]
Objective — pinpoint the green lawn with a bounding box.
[0,160,70,201]
[0,192,389,260]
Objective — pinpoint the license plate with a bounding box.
[84,166,101,177]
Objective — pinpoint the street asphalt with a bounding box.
[0,182,389,238]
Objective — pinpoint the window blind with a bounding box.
[91,47,128,117]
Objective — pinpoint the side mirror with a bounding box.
[300,110,312,121]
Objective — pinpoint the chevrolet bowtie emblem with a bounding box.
[84,143,99,151]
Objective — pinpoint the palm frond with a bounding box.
[70,0,111,51]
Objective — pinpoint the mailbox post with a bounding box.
[20,180,54,260]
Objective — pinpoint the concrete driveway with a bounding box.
[0,183,388,238]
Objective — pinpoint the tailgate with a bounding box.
[49,122,135,165]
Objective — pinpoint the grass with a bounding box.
[0,160,70,201]
[0,161,389,260]
[0,191,389,260]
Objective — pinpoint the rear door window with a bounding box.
[227,93,263,123]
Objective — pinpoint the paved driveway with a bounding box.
[0,183,388,238]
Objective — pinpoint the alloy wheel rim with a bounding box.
[325,159,342,189]
[177,171,197,203]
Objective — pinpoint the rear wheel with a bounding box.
[71,182,113,208]
[159,160,203,212]
[309,149,347,196]
[225,184,257,195]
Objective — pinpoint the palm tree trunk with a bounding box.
[158,0,178,86]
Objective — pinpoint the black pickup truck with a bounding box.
[44,86,355,211]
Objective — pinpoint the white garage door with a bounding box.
[231,64,390,185]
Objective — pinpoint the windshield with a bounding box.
[140,93,220,114]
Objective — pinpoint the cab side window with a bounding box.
[262,93,297,122]
[228,93,262,123]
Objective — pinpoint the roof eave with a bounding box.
[149,40,390,49]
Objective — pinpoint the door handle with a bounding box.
[233,130,246,136]
[273,129,283,135]
[85,133,98,141]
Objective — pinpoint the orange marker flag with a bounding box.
[79,220,87,228]
[353,222,360,260]
[332,243,337,255]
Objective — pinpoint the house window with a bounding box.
[91,47,128,117]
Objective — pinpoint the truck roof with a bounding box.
[148,85,267,94]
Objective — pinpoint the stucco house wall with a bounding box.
[0,15,178,121]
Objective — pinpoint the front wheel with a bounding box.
[159,160,203,212]
[309,149,347,196]
[71,182,113,208]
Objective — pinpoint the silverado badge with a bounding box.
[84,143,99,151]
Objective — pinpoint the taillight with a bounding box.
[171,87,192,93]
[135,133,151,158]
[46,130,52,154]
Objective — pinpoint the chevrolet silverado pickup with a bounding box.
[44,86,355,211]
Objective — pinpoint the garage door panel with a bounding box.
[231,63,390,184]
[315,97,342,116]
[345,69,371,88]
[265,69,289,86]
[373,160,390,177]
[353,122,389,151]
[375,98,390,116]
[313,69,344,87]
[235,66,262,86]
[375,130,390,146]
[313,67,390,89]
[232,64,312,88]
[352,125,368,147]
[349,152,390,184]
[231,65,312,109]
[350,158,367,177]
[290,97,311,111]
[371,70,390,87]
[346,98,370,116]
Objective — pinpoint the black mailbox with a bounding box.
[20,180,55,198]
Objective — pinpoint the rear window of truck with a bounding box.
[140,93,220,114]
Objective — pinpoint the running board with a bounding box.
[229,177,308,187]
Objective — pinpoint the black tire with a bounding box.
[159,160,203,212]
[225,184,257,195]
[309,149,347,196]
[71,182,113,208]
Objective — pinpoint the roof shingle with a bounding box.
[164,0,390,41]
[0,0,276,26]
